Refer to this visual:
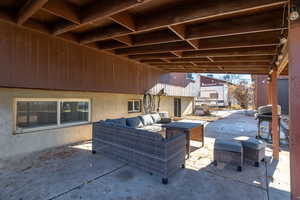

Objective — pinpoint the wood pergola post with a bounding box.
[289,3,300,199]
[271,68,279,160]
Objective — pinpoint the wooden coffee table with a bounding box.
[163,120,204,158]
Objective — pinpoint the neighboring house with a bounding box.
[0,24,199,160]
[252,75,289,114]
[148,73,199,117]
[196,75,236,107]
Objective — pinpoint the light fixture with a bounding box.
[278,54,283,61]
[275,61,280,66]
[280,37,287,45]
[290,6,300,21]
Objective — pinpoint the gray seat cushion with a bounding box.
[105,118,127,127]
[126,117,143,128]
[214,140,242,153]
[234,136,266,150]
[139,114,154,126]
[151,113,161,123]
[137,125,162,132]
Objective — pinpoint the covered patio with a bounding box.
[0,111,290,200]
[0,0,299,199]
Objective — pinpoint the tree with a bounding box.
[232,81,251,109]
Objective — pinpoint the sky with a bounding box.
[199,73,252,84]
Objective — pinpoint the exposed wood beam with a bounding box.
[42,0,80,24]
[136,0,287,32]
[110,12,136,31]
[170,51,183,57]
[181,46,277,58]
[80,25,131,44]
[139,59,166,63]
[186,9,286,40]
[53,0,145,35]
[113,35,132,46]
[277,42,288,75]
[187,39,200,49]
[207,57,214,62]
[211,55,274,62]
[167,70,269,74]
[132,29,181,46]
[168,57,210,62]
[111,31,280,55]
[271,67,280,160]
[17,0,49,25]
[168,24,186,40]
[129,53,178,59]
[115,41,193,55]
[150,61,270,66]
[70,1,286,45]
[196,31,281,50]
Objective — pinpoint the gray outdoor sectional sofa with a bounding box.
[92,113,186,184]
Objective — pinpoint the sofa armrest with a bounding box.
[164,133,186,157]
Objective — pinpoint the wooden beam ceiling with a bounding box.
[135,0,286,31]
[53,0,145,35]
[0,0,288,74]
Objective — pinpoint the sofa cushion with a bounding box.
[126,117,143,128]
[137,125,162,133]
[139,114,154,126]
[151,113,161,123]
[234,136,266,150]
[105,118,127,127]
[214,139,242,153]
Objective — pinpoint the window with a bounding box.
[16,101,57,129]
[60,101,89,124]
[128,100,141,113]
[15,98,90,133]
[209,93,219,99]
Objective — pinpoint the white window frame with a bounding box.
[13,98,91,134]
[128,99,141,113]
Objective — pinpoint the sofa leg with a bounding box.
[237,166,242,172]
[181,164,185,169]
[254,162,260,167]
[92,150,96,154]
[162,178,168,185]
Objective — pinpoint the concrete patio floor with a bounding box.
[0,110,290,200]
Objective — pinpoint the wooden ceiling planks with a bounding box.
[0,0,288,74]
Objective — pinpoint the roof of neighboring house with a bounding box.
[200,75,236,87]
[148,73,200,97]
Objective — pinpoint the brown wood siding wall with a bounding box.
[0,21,164,94]
[252,75,268,108]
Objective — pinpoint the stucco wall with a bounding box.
[0,88,193,159]
[159,96,194,117]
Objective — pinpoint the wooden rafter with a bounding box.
[42,0,80,24]
[136,0,286,31]
[53,0,144,35]
[110,12,136,31]
[114,35,133,46]
[181,46,277,58]
[17,0,49,25]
